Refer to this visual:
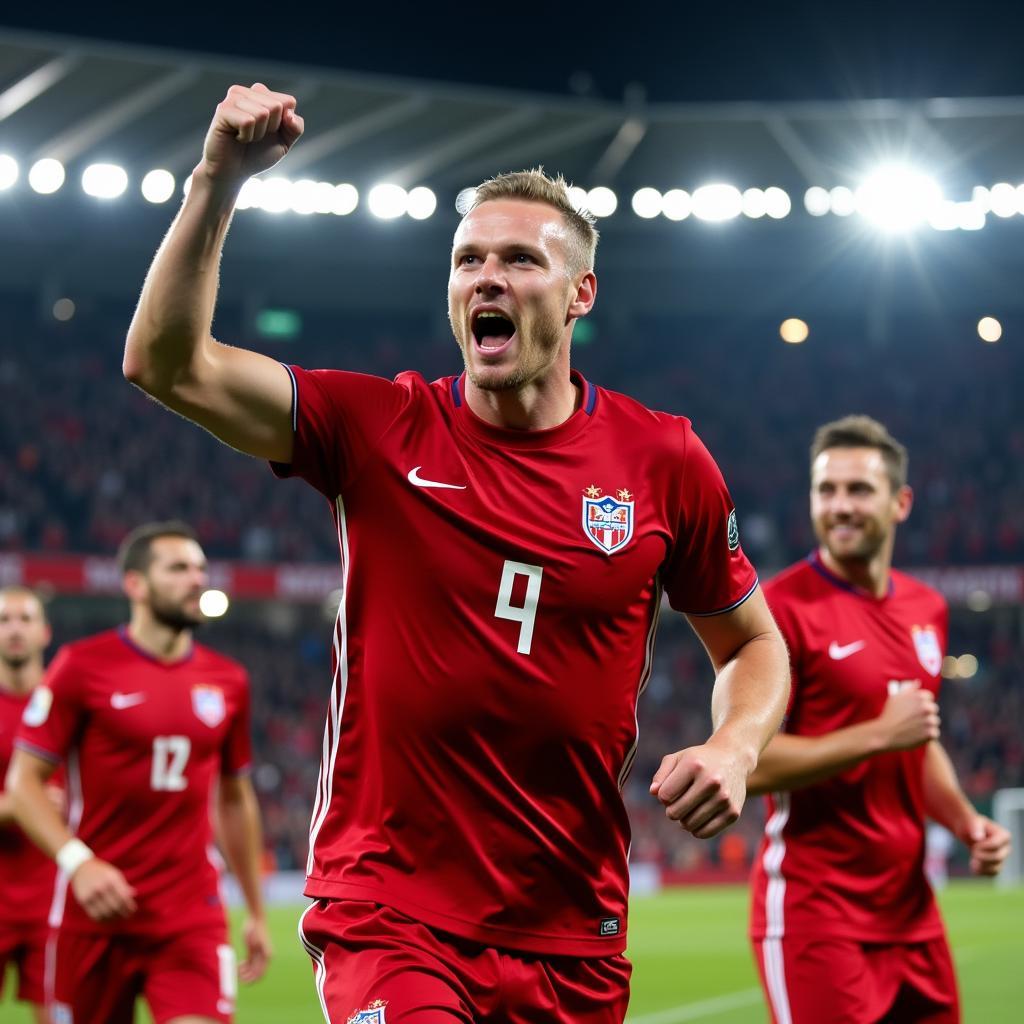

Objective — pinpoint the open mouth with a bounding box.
[472,309,517,356]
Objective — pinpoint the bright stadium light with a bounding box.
[82,163,128,199]
[331,183,358,216]
[956,654,978,678]
[259,177,294,214]
[406,186,437,220]
[928,200,960,232]
[829,186,856,217]
[455,187,477,214]
[780,318,809,344]
[199,589,230,618]
[631,187,662,219]
[661,189,692,221]
[691,183,742,222]
[957,202,985,231]
[988,182,1017,218]
[141,169,175,204]
[0,155,18,191]
[290,178,320,215]
[855,166,942,232]
[1016,185,1024,216]
[235,177,262,211]
[971,186,991,213]
[28,158,65,194]
[368,183,407,219]
[566,185,589,213]
[764,187,791,219]
[804,186,831,216]
[978,317,1002,343]
[52,298,75,321]
[310,181,336,215]
[742,188,767,219]
[182,174,192,196]
[587,186,617,217]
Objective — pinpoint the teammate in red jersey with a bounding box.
[6,522,272,1024]
[748,416,1012,1024]
[122,84,791,1021]
[0,587,58,1024]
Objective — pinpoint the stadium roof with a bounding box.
[3,26,1024,321]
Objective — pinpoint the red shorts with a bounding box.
[298,899,632,1023]
[46,925,237,1024]
[0,919,47,1004]
[753,933,960,1024]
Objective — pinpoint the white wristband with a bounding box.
[56,838,94,877]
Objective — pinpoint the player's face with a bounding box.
[811,448,910,562]
[139,537,209,630]
[448,199,584,392]
[0,591,50,669]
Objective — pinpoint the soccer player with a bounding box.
[0,587,57,1024]
[122,84,790,1021]
[748,416,1012,1024]
[6,522,271,1024]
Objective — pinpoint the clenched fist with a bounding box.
[198,83,304,187]
[876,682,940,751]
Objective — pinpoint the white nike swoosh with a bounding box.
[828,640,866,661]
[110,692,147,709]
[407,466,467,490]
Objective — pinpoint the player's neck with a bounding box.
[126,616,193,663]
[0,660,43,696]
[818,545,892,599]
[465,362,580,431]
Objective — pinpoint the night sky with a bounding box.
[5,1,1024,103]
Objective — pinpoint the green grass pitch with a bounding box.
[4,882,1022,1021]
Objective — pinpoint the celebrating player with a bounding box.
[748,416,1012,1024]
[6,522,271,1024]
[122,84,790,1021]
[0,587,56,1024]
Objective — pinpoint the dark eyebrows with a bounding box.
[452,240,548,264]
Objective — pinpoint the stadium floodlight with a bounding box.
[955,654,978,678]
[741,188,767,219]
[28,157,65,194]
[855,165,942,232]
[52,298,75,321]
[978,316,1002,343]
[988,182,1017,218]
[927,200,960,232]
[764,187,791,219]
[0,155,18,191]
[587,186,617,218]
[82,163,128,200]
[182,174,192,196]
[661,189,691,221]
[407,186,437,220]
[331,183,358,216]
[971,186,991,213]
[956,202,985,231]
[368,183,407,219]
[259,176,294,214]
[779,318,809,344]
[234,177,262,211]
[199,589,230,618]
[140,169,175,204]
[691,184,742,222]
[455,187,477,215]
[829,186,856,217]
[631,187,662,219]
[310,181,337,215]
[290,179,320,215]
[566,185,589,214]
[804,186,830,217]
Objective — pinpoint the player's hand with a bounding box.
[876,683,940,751]
[650,738,750,839]
[70,858,138,922]
[960,816,1012,876]
[239,914,272,983]
[198,83,304,187]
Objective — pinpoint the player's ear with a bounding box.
[122,569,147,603]
[568,270,596,321]
[893,484,913,524]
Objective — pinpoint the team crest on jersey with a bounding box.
[911,625,942,676]
[582,485,635,555]
[191,685,226,728]
[348,999,388,1024]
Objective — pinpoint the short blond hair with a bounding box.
[811,415,909,491]
[468,168,599,276]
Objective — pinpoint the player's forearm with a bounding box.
[0,790,16,825]
[6,753,73,858]
[922,741,976,838]
[747,720,889,795]
[708,630,791,771]
[123,170,239,395]
[218,781,267,921]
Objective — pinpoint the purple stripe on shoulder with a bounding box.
[14,740,62,764]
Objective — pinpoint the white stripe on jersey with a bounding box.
[48,748,84,930]
[617,581,663,790]
[761,791,792,1024]
[307,496,352,876]
[297,901,334,1023]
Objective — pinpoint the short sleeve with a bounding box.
[221,671,253,777]
[662,428,759,616]
[269,365,414,498]
[15,646,86,764]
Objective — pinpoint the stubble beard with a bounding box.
[0,651,31,670]
[150,594,203,633]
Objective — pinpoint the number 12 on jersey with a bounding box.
[495,560,543,656]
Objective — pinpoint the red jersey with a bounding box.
[750,553,948,943]
[15,628,252,936]
[273,366,758,955]
[0,686,57,924]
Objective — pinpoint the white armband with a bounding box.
[56,838,94,877]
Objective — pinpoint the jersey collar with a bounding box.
[807,550,895,601]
